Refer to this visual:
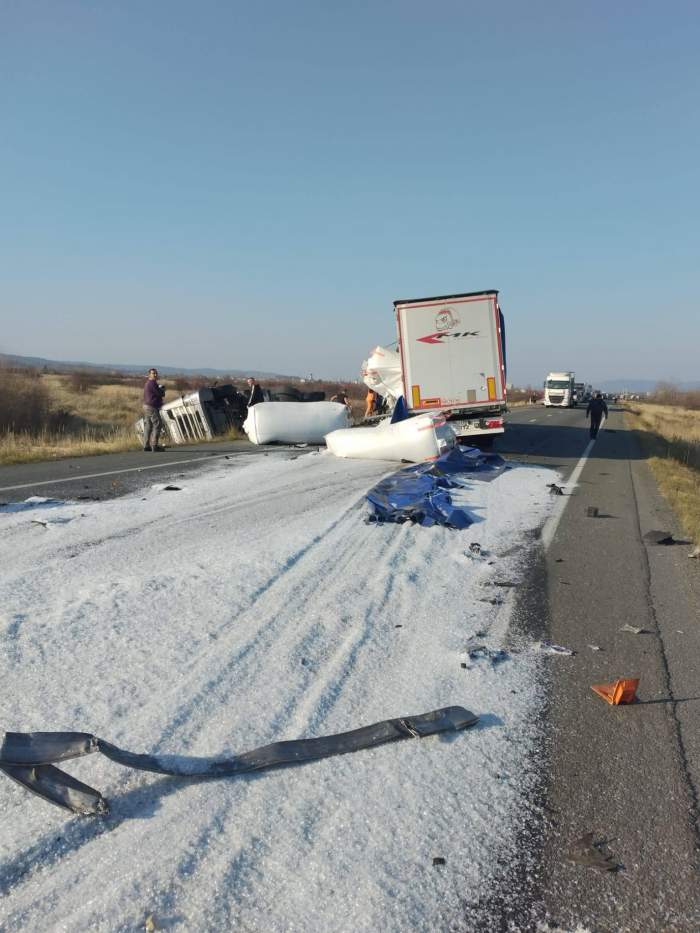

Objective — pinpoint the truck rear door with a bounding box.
[394,291,506,411]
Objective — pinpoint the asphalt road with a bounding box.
[0,439,311,503]
[492,405,700,932]
[2,409,699,930]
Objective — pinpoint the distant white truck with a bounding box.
[544,372,576,407]
[364,290,507,446]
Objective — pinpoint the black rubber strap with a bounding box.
[0,706,478,816]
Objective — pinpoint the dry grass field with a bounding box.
[0,371,142,465]
[624,401,700,546]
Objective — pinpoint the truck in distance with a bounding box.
[544,372,576,407]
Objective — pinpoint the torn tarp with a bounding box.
[366,447,506,529]
[0,706,478,816]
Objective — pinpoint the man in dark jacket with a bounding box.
[246,377,264,407]
[586,392,608,439]
[143,368,165,451]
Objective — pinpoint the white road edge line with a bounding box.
[0,450,278,494]
[540,417,605,551]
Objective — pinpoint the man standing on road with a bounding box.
[143,368,165,451]
[586,392,608,439]
[246,377,264,407]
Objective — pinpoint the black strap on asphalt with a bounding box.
[0,705,478,816]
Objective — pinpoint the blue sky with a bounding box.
[2,0,698,385]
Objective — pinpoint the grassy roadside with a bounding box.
[624,403,700,546]
[0,427,138,465]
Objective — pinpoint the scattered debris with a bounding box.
[432,857,446,867]
[144,915,158,932]
[537,641,575,656]
[493,581,517,588]
[468,542,482,555]
[591,677,639,705]
[31,520,49,529]
[586,506,599,518]
[478,596,504,606]
[394,624,403,628]
[548,483,565,496]
[644,530,677,545]
[555,558,564,563]
[467,646,509,666]
[689,545,700,559]
[163,485,182,491]
[587,644,603,652]
[568,832,620,872]
[619,624,650,635]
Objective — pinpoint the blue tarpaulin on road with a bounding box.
[366,447,507,529]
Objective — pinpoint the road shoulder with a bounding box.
[539,411,700,931]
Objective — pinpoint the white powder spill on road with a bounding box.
[0,451,556,931]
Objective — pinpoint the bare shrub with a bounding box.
[69,370,98,393]
[0,369,54,432]
[648,383,700,411]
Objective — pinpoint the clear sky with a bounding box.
[2,0,699,386]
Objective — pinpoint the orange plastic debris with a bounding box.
[591,677,640,705]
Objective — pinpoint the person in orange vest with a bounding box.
[364,388,378,419]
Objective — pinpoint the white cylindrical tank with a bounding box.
[325,413,456,462]
[243,402,351,445]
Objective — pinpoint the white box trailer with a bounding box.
[394,290,507,442]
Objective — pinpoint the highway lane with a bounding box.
[3,406,699,929]
[0,439,310,502]
[493,405,700,931]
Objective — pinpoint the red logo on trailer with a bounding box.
[435,308,459,331]
[417,308,479,344]
[417,331,481,345]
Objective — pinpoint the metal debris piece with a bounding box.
[567,832,620,871]
[468,542,482,555]
[0,706,479,817]
[432,857,446,867]
[619,624,650,635]
[644,530,676,545]
[162,485,182,491]
[548,484,565,496]
[538,641,576,656]
[588,644,603,651]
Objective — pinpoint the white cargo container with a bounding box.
[393,290,507,443]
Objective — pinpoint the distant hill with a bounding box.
[598,378,700,393]
[0,352,290,381]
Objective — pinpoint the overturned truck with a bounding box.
[136,383,327,445]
